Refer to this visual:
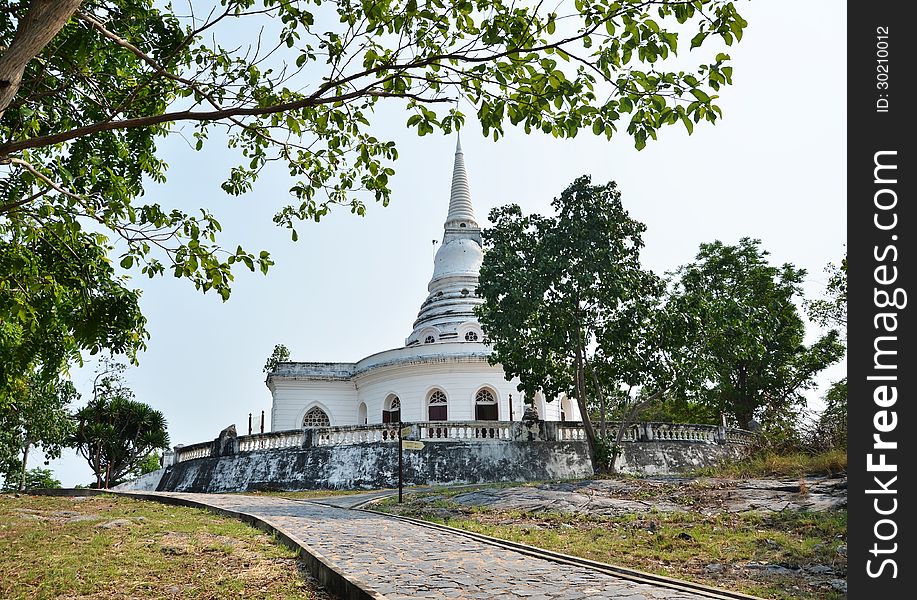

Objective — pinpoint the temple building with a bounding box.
[266,139,581,430]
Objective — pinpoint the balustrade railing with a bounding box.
[174,442,212,463]
[648,422,717,443]
[172,420,756,463]
[557,425,588,441]
[418,421,513,441]
[238,430,303,452]
[313,424,401,446]
[724,428,757,445]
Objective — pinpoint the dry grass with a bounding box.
[0,493,334,599]
[693,450,848,478]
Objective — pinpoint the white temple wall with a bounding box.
[270,379,358,430]
[354,361,523,424]
[269,359,580,431]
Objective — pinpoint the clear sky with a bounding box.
[44,0,846,486]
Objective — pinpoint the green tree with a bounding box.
[476,176,663,469]
[0,370,76,490]
[263,343,291,373]
[1,1,748,384]
[69,366,169,487]
[806,254,847,449]
[1,466,61,491]
[665,239,844,430]
[806,255,847,332]
[0,222,146,409]
[132,451,162,477]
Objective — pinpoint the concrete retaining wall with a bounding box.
[148,421,753,492]
[114,468,166,491]
[615,441,747,476]
[155,439,593,493]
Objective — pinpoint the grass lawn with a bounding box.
[376,488,847,600]
[0,493,332,599]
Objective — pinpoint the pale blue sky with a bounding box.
[44,0,846,486]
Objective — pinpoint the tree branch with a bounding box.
[0,0,83,117]
[2,157,81,200]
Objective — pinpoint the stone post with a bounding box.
[640,422,653,442]
[716,426,727,444]
[213,424,238,457]
[302,428,314,448]
[512,419,545,442]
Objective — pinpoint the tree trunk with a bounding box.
[591,369,607,438]
[573,344,600,473]
[0,0,83,117]
[94,444,102,488]
[19,442,30,491]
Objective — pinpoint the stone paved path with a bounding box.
[124,491,742,600]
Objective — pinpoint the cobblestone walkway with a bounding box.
[126,492,738,600]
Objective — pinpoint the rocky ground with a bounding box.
[442,475,848,515]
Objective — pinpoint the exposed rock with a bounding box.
[96,518,134,529]
[743,562,800,577]
[805,565,835,575]
[446,475,847,516]
[704,564,725,573]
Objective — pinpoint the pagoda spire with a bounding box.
[444,133,478,229]
[405,137,484,346]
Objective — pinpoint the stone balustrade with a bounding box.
[313,424,401,446]
[238,430,303,452]
[558,424,589,441]
[724,427,757,445]
[172,420,756,464]
[418,421,513,441]
[174,442,213,463]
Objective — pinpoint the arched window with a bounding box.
[358,402,367,425]
[464,331,479,342]
[427,389,448,421]
[382,395,401,424]
[475,388,498,421]
[424,335,436,344]
[302,406,330,428]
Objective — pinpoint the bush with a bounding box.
[1,467,62,492]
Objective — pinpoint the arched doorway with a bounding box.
[357,402,367,425]
[474,388,498,421]
[427,389,448,421]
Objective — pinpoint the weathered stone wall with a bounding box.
[155,440,593,493]
[614,441,748,476]
[148,421,754,493]
[114,467,166,491]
